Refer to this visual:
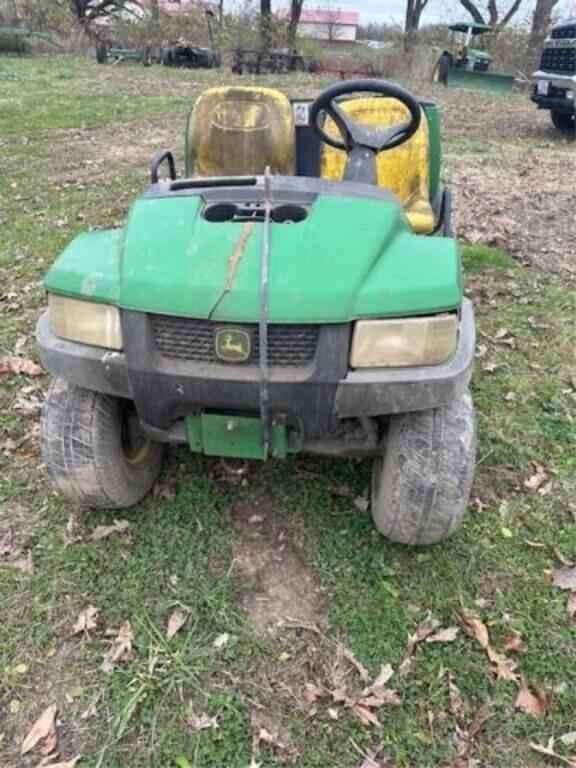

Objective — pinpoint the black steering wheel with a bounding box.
[309,79,422,154]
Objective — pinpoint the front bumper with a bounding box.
[36,298,475,441]
[531,72,576,113]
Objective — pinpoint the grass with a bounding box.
[1,55,575,768]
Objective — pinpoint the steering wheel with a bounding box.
[309,79,422,154]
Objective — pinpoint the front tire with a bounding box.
[371,392,476,545]
[551,110,575,137]
[41,378,163,509]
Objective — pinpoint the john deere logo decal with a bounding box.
[214,329,251,362]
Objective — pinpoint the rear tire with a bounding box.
[432,53,450,85]
[96,41,108,64]
[371,392,476,545]
[41,378,163,509]
[551,110,575,137]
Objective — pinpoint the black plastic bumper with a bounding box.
[36,299,475,440]
[530,93,575,114]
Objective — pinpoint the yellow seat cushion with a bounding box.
[320,98,435,234]
[188,86,295,177]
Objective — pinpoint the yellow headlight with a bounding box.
[48,294,123,351]
[350,315,457,368]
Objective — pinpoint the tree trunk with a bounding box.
[150,0,159,22]
[404,0,428,51]
[456,0,525,29]
[528,0,559,66]
[260,0,272,51]
[287,0,304,50]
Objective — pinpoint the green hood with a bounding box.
[45,192,462,323]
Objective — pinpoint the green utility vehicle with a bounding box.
[37,81,476,546]
[0,26,51,55]
[433,23,516,92]
[531,17,575,136]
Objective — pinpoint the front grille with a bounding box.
[151,315,319,367]
[540,46,576,73]
[551,25,576,40]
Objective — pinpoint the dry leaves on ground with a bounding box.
[524,460,549,492]
[251,711,296,759]
[531,738,576,767]
[34,758,81,768]
[21,704,57,756]
[515,678,553,719]
[101,621,134,673]
[553,565,576,591]
[458,613,518,681]
[0,355,43,376]
[0,532,34,576]
[72,605,99,636]
[455,704,493,765]
[166,608,189,640]
[213,632,229,649]
[187,709,218,732]
[398,615,457,676]
[89,519,131,541]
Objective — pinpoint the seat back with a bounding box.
[320,97,435,233]
[187,86,296,177]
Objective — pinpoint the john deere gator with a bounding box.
[37,80,476,546]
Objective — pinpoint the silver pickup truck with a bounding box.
[531,17,576,135]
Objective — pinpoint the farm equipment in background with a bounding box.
[531,17,575,136]
[232,47,315,74]
[433,23,516,93]
[0,26,51,55]
[96,40,155,66]
[161,9,220,69]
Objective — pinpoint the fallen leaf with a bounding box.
[531,740,576,767]
[342,647,370,682]
[425,626,459,644]
[13,392,43,418]
[21,704,57,755]
[0,356,43,376]
[327,707,339,720]
[515,678,553,718]
[251,712,292,754]
[363,663,394,695]
[101,621,134,673]
[567,592,576,620]
[166,609,189,640]
[457,704,492,760]
[459,613,489,649]
[188,712,218,732]
[213,632,229,649]
[1,550,34,575]
[444,669,467,720]
[502,632,526,653]
[553,566,576,591]
[459,613,517,681]
[524,460,548,491]
[353,495,369,513]
[350,702,380,727]
[399,614,441,676]
[356,749,382,768]
[559,732,576,747]
[90,519,130,541]
[72,605,99,636]
[486,646,519,681]
[33,758,81,768]
[303,682,325,706]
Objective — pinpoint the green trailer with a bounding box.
[0,26,51,55]
[433,22,516,93]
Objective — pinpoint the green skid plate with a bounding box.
[186,414,288,460]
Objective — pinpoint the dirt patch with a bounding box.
[231,496,327,636]
[448,150,576,282]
